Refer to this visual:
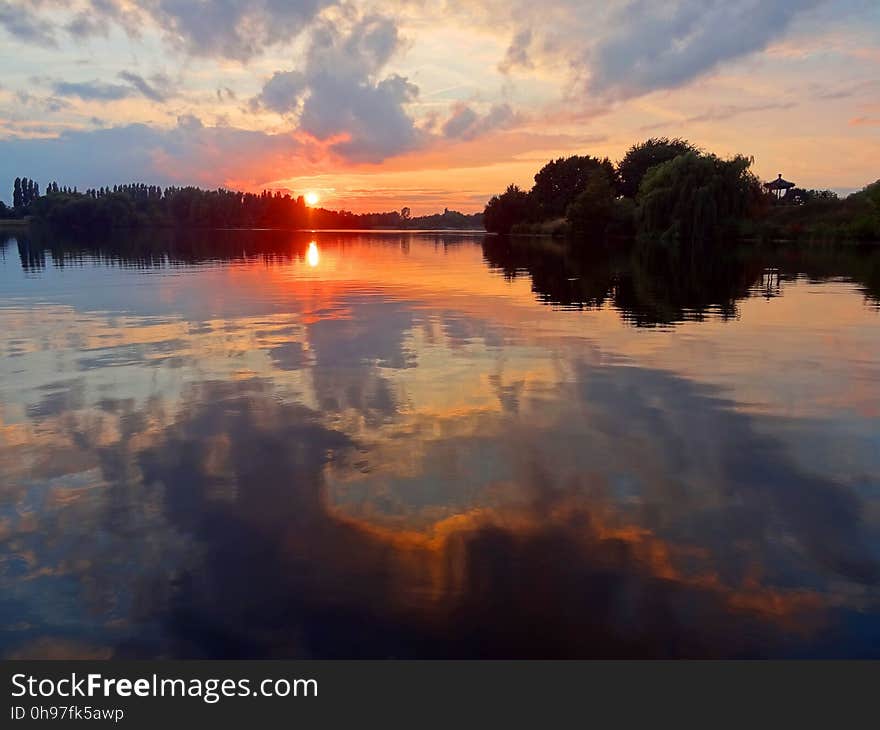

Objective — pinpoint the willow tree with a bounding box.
[636,152,760,247]
[617,137,695,199]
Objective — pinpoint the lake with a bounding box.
[1,228,879,658]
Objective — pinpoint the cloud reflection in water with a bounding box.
[1,230,879,658]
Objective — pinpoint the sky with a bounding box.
[0,0,878,213]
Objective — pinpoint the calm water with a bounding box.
[1,229,879,658]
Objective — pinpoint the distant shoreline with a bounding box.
[1,220,487,234]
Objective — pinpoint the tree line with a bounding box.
[483,138,879,244]
[1,178,483,231]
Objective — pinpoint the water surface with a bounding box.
[1,229,879,658]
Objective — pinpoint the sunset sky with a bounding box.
[1,0,878,213]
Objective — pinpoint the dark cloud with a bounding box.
[441,105,478,138]
[808,79,880,101]
[470,0,826,102]
[71,0,143,39]
[303,72,420,161]
[14,90,73,114]
[637,100,799,132]
[498,28,533,73]
[253,15,424,162]
[133,0,332,61]
[49,72,174,103]
[3,1,331,60]
[117,70,173,102]
[586,0,822,98]
[0,1,57,46]
[683,101,797,124]
[51,80,134,101]
[442,103,517,140]
[65,10,111,39]
[252,70,307,114]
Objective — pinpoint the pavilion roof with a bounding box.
[764,176,795,190]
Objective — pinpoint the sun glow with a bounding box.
[305,191,320,206]
[306,241,320,267]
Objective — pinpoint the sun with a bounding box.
[304,191,319,206]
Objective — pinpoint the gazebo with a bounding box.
[764,173,796,201]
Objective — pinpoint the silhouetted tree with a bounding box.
[13,178,22,210]
[566,168,617,236]
[617,138,696,199]
[783,188,838,205]
[531,155,617,219]
[12,176,481,231]
[484,184,532,234]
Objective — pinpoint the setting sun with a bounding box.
[305,191,319,206]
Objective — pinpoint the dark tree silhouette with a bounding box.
[484,184,532,234]
[13,178,22,210]
[10,176,482,231]
[566,168,618,236]
[531,155,617,219]
[617,137,696,199]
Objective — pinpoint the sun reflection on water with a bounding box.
[307,241,320,268]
